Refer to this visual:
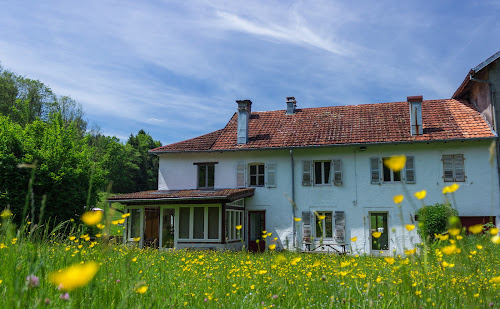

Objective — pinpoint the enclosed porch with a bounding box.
[107,188,254,250]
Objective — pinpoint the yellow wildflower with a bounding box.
[383,155,406,172]
[318,215,326,220]
[476,244,483,250]
[414,190,427,200]
[490,276,500,283]
[95,234,102,238]
[69,236,76,241]
[372,231,382,238]
[136,285,148,294]
[1,209,12,218]
[350,236,357,242]
[49,262,99,291]
[133,237,140,242]
[468,224,483,234]
[268,244,276,250]
[384,257,395,265]
[393,195,404,204]
[491,235,500,244]
[448,228,460,236]
[405,224,415,231]
[96,223,105,230]
[258,270,267,275]
[441,245,457,255]
[81,211,103,226]
[0,243,7,249]
[442,183,460,194]
[294,217,302,222]
[489,227,499,235]
[405,248,417,255]
[235,225,242,230]
[121,213,131,218]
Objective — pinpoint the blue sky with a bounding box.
[1,1,499,145]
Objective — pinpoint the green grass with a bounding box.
[1,214,500,308]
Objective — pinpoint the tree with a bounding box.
[126,130,162,192]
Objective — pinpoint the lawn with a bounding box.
[1,211,500,308]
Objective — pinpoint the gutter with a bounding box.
[107,196,233,203]
[149,136,497,155]
[290,149,296,249]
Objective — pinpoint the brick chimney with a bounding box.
[407,95,423,135]
[286,97,296,115]
[236,100,252,144]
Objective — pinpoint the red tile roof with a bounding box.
[151,99,495,153]
[108,188,255,203]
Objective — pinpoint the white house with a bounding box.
[109,90,499,254]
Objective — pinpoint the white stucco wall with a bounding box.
[157,139,500,254]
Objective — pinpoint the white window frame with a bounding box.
[248,163,265,187]
[197,163,215,189]
[177,205,221,242]
[370,156,415,185]
[313,160,332,186]
[314,211,333,239]
[125,206,144,248]
[226,209,244,241]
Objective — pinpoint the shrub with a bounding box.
[416,203,458,242]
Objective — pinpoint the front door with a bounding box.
[161,208,175,248]
[248,211,266,252]
[370,212,389,254]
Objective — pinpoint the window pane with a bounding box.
[324,162,331,184]
[207,165,215,187]
[325,212,333,238]
[198,165,206,188]
[130,209,141,238]
[193,207,205,239]
[208,207,219,239]
[382,163,391,182]
[250,165,256,175]
[258,175,265,186]
[393,170,401,181]
[250,175,257,186]
[179,207,190,239]
[258,164,264,174]
[314,162,322,184]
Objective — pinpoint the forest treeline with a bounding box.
[0,64,161,225]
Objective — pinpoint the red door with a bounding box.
[248,211,266,252]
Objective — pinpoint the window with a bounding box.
[315,212,333,238]
[370,156,415,184]
[302,160,342,186]
[382,157,401,182]
[128,208,142,239]
[314,161,331,185]
[226,210,244,241]
[249,163,265,187]
[443,154,465,182]
[178,206,220,241]
[198,164,215,188]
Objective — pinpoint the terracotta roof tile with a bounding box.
[151,99,495,153]
[108,188,255,203]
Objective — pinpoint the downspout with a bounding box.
[290,149,296,248]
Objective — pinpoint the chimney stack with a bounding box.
[407,95,423,135]
[236,100,252,144]
[286,97,296,115]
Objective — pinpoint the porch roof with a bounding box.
[107,188,255,204]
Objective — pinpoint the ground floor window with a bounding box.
[315,211,333,238]
[128,208,142,239]
[226,210,244,241]
[178,206,220,241]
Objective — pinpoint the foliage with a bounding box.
[416,203,458,242]
[0,114,105,225]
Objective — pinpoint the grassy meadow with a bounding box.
[0,211,500,308]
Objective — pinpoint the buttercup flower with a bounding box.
[384,155,406,172]
[405,225,415,231]
[49,262,99,291]
[235,225,242,230]
[294,217,302,222]
[350,236,357,242]
[393,195,404,204]
[81,211,103,226]
[372,232,382,238]
[469,224,483,234]
[414,190,427,200]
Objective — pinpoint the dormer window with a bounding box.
[195,162,217,189]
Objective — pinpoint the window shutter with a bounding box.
[332,159,342,186]
[334,211,345,243]
[370,158,380,184]
[236,162,246,188]
[266,161,277,188]
[302,211,312,242]
[302,160,312,186]
[405,156,415,184]
[442,155,454,182]
[454,154,465,181]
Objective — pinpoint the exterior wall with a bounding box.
[157,139,500,254]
